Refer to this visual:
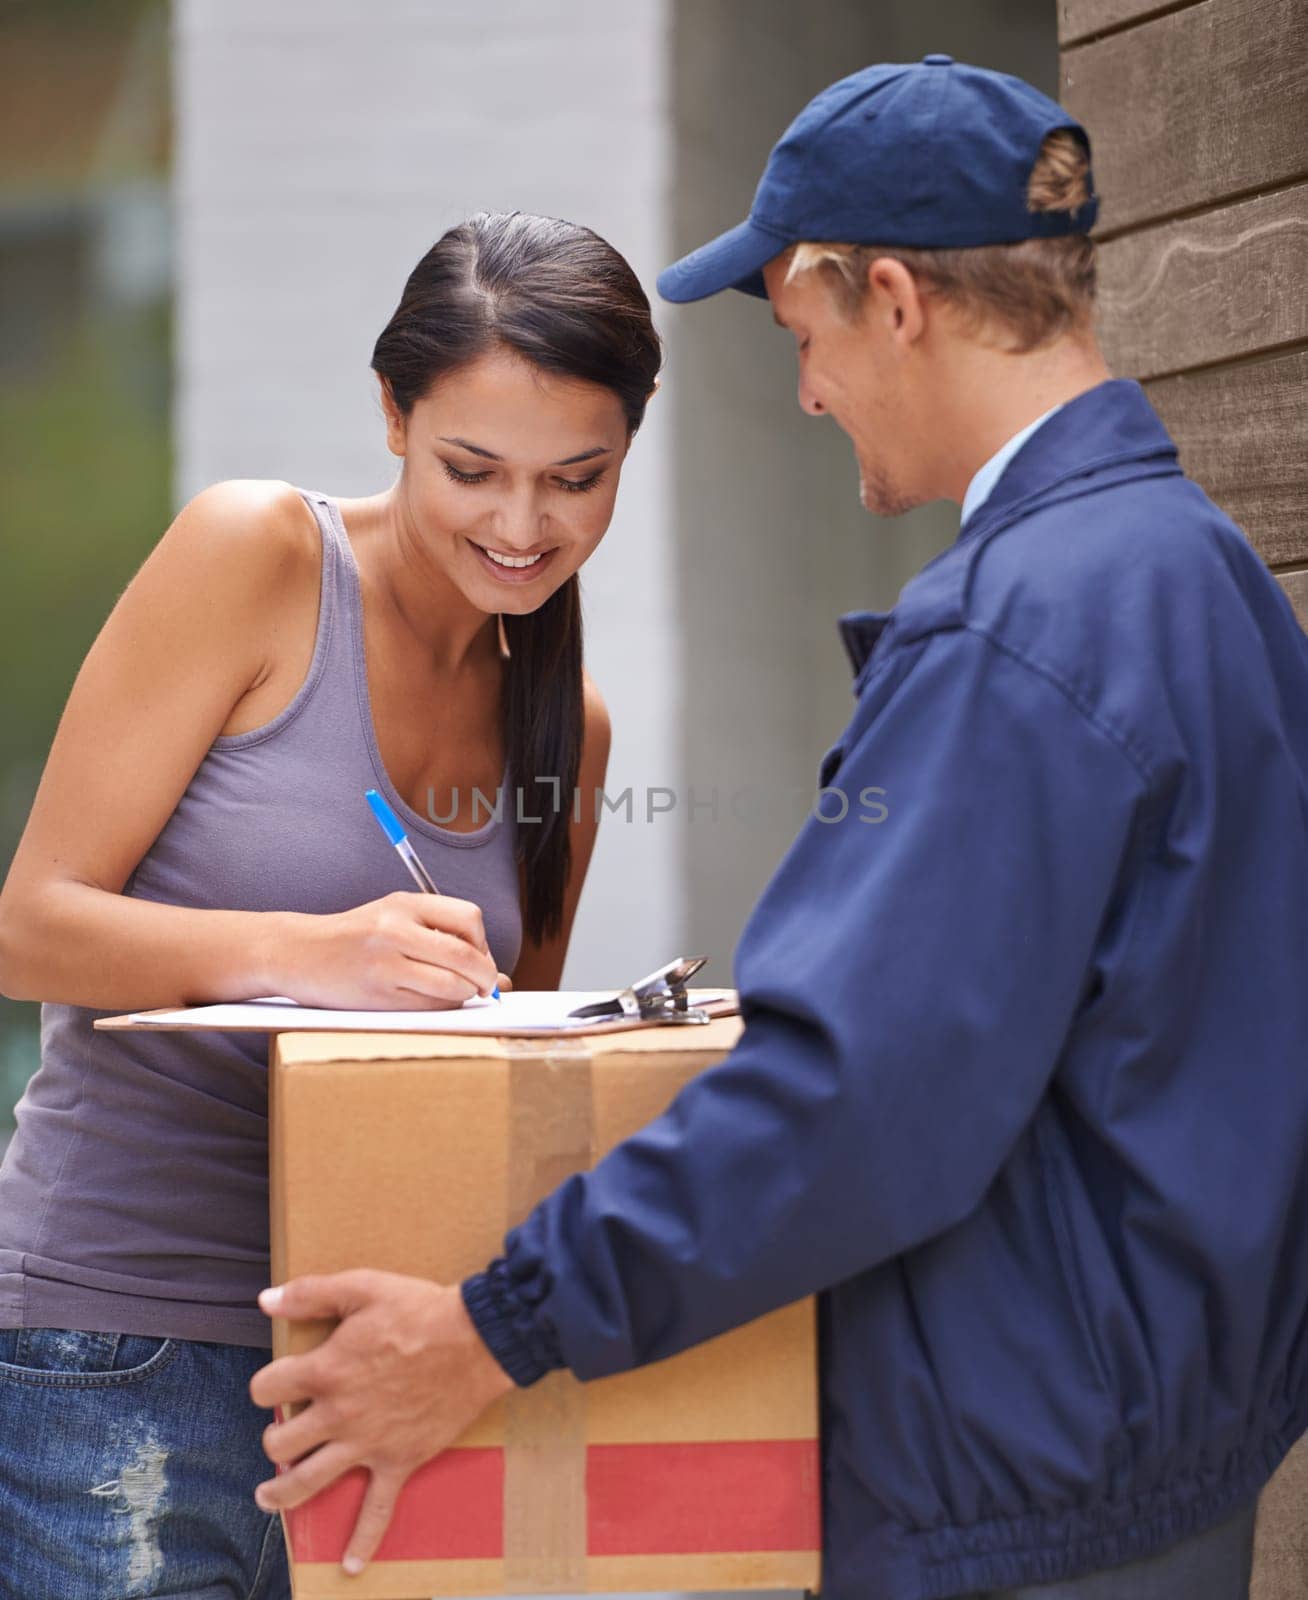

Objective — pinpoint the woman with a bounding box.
[0,211,662,1597]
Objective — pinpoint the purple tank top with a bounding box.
[0,488,522,1346]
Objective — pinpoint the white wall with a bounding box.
[173,0,681,987]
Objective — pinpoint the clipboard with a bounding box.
[92,955,740,1038]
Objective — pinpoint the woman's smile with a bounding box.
[467,537,561,582]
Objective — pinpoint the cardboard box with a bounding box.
[269,1013,822,1599]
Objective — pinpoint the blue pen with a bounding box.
[364,788,499,1000]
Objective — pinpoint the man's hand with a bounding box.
[249,1269,515,1575]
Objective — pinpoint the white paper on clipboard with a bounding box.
[98,990,733,1034]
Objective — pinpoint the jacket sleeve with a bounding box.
[462,625,1151,1385]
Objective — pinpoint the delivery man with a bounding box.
[249,58,1308,1600]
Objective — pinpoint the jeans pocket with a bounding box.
[0,1326,180,1387]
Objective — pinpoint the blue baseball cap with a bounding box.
[657,55,1097,304]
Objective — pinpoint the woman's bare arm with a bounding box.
[510,671,612,990]
[0,480,318,1009]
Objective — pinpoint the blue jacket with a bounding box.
[463,380,1308,1600]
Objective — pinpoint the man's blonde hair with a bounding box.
[784,130,1096,351]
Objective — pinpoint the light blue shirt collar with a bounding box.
[959,403,1064,529]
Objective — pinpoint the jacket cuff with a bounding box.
[461,1256,567,1388]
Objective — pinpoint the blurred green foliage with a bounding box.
[0,305,173,1130]
[0,0,171,1131]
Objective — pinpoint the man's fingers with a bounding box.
[257,1269,377,1325]
[249,1349,326,1411]
[262,1399,333,1465]
[254,1439,358,1515]
[342,1468,405,1575]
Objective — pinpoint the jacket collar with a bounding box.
[952,377,1179,549]
[838,609,895,676]
[836,379,1183,681]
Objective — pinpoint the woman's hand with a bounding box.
[272,891,500,1009]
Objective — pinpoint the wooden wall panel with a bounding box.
[1059,0,1201,47]
[1097,184,1308,378]
[1061,0,1308,234]
[1145,349,1308,566]
[1064,3,1308,1593]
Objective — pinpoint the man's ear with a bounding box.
[647,375,662,403]
[378,375,407,457]
[866,256,926,344]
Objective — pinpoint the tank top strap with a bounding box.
[295,485,349,600]
[294,486,366,680]
[289,485,359,708]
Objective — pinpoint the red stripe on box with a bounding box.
[282,1437,819,1564]
[284,1446,504,1562]
[587,1438,822,1555]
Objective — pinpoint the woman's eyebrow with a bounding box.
[439,435,501,460]
[439,436,613,467]
[553,446,612,466]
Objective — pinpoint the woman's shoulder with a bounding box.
[143,482,324,725]
[159,482,328,739]
[172,478,320,574]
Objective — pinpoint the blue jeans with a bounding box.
[0,1327,290,1600]
[960,1496,1257,1599]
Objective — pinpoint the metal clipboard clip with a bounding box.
[566,956,712,1025]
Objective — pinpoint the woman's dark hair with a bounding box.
[370,212,662,947]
